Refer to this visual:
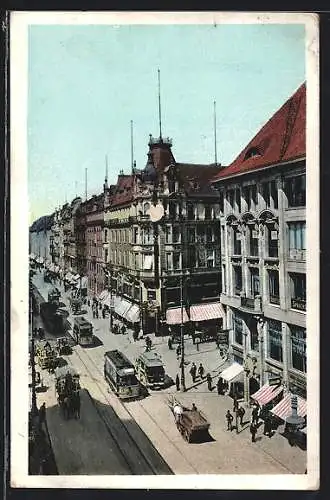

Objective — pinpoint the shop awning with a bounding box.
[251,383,284,406]
[271,393,307,421]
[166,307,189,325]
[115,299,132,319]
[189,302,225,322]
[126,304,140,323]
[220,362,244,383]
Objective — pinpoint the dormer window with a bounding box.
[244,147,261,160]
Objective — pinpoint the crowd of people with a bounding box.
[225,400,275,443]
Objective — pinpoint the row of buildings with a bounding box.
[30,83,306,399]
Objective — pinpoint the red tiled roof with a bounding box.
[212,82,306,181]
[110,174,134,207]
[176,163,224,194]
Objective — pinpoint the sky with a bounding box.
[28,23,305,223]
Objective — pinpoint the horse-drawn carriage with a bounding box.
[35,340,58,371]
[55,366,81,420]
[168,396,210,443]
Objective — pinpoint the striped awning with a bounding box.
[189,302,225,322]
[251,383,284,406]
[166,307,189,325]
[271,393,307,421]
[126,304,140,323]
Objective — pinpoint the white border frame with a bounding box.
[10,11,319,490]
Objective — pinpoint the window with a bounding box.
[143,254,153,270]
[165,225,171,243]
[169,202,176,219]
[234,266,242,295]
[206,227,213,243]
[222,265,226,293]
[235,188,241,212]
[205,205,212,220]
[250,268,260,297]
[262,182,270,208]
[290,326,306,372]
[219,192,224,213]
[248,226,259,256]
[206,248,215,268]
[133,227,139,244]
[134,253,139,269]
[267,226,278,257]
[271,180,278,209]
[268,270,280,304]
[288,222,306,259]
[172,226,180,243]
[166,253,172,270]
[228,190,235,210]
[173,253,181,270]
[243,186,251,211]
[233,315,243,345]
[250,318,259,352]
[144,228,152,245]
[188,247,196,268]
[188,228,196,243]
[187,203,194,220]
[290,273,306,311]
[197,226,206,244]
[251,185,257,209]
[267,319,283,362]
[233,228,242,255]
[286,175,306,207]
[104,249,108,263]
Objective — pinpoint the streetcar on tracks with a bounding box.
[104,350,140,400]
[73,317,94,346]
[135,351,165,390]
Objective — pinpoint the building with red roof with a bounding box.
[212,83,306,402]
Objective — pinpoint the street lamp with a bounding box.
[286,395,305,430]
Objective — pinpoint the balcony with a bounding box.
[240,295,262,313]
[291,297,306,311]
[288,249,306,261]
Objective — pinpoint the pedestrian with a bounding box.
[176,345,181,358]
[226,410,234,431]
[263,417,272,438]
[217,377,223,395]
[252,406,259,426]
[102,308,106,319]
[189,362,197,383]
[133,329,138,342]
[237,406,245,426]
[175,374,180,391]
[95,307,99,319]
[39,402,46,426]
[198,363,205,379]
[168,337,173,350]
[192,403,197,411]
[206,373,212,391]
[92,307,96,319]
[233,396,239,413]
[250,422,257,443]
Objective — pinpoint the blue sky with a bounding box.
[28,23,305,223]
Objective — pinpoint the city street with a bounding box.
[32,270,306,474]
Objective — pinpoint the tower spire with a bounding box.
[158,69,162,140]
[213,100,218,165]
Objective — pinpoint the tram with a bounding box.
[104,350,140,400]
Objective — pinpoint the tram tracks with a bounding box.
[65,345,172,475]
[75,345,199,474]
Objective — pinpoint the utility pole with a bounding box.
[85,168,88,201]
[130,120,134,172]
[180,270,186,392]
[158,69,162,140]
[213,100,218,165]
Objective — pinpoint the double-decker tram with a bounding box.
[104,350,140,400]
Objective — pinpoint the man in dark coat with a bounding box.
[189,362,197,383]
[206,373,212,391]
[39,402,46,426]
[175,374,180,391]
[198,363,205,379]
[250,422,257,442]
[233,396,239,413]
[237,406,246,426]
[263,417,272,437]
[217,377,223,395]
[252,406,259,426]
[226,410,234,431]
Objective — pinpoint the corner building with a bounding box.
[212,83,306,399]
